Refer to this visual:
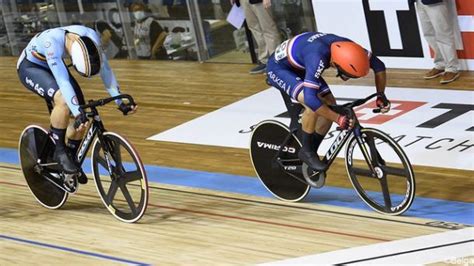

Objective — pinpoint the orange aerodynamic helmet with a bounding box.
[330,41,370,79]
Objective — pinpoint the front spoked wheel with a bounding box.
[345,128,415,215]
[91,132,149,223]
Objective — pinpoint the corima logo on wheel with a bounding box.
[257,142,296,154]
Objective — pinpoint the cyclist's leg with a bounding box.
[17,59,68,130]
[294,80,333,170]
[63,72,88,184]
[266,56,304,130]
[313,78,335,153]
[65,69,86,156]
[267,58,326,171]
[18,59,78,174]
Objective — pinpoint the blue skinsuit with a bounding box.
[266,32,385,111]
[17,25,121,116]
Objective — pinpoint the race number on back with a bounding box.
[274,40,289,61]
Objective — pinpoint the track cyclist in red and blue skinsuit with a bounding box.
[266,32,391,171]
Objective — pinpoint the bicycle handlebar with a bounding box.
[79,94,136,110]
[331,92,382,115]
[341,92,380,109]
[73,94,136,129]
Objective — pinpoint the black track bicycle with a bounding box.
[18,94,149,223]
[250,92,415,215]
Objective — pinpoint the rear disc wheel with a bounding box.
[250,120,310,202]
[18,125,68,209]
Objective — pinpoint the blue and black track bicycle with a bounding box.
[19,94,148,223]
[249,92,416,215]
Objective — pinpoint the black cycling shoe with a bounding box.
[53,149,80,174]
[298,150,327,171]
[65,147,87,184]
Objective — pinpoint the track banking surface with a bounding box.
[1,147,472,225]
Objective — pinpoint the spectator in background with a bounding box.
[147,0,171,18]
[95,20,127,59]
[411,0,460,84]
[131,2,168,59]
[233,0,281,74]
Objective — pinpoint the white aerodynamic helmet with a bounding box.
[70,36,101,77]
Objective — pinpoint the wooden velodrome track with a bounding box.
[0,57,473,264]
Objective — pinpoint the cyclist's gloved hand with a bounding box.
[118,102,137,116]
[337,114,354,130]
[74,112,89,130]
[376,93,391,114]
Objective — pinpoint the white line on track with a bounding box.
[260,228,474,265]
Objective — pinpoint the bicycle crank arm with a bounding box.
[38,162,59,167]
[302,164,326,188]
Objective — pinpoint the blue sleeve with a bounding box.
[370,54,386,73]
[302,53,327,111]
[303,87,322,111]
[87,31,122,103]
[99,52,122,101]
[45,38,81,117]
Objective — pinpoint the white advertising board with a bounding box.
[149,86,474,171]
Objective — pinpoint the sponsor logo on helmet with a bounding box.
[314,60,325,79]
[44,41,51,48]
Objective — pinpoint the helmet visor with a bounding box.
[335,64,360,80]
[71,37,101,77]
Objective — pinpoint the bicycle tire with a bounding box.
[249,120,310,202]
[18,125,68,209]
[345,128,415,215]
[91,132,149,223]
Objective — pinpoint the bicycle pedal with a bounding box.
[62,173,79,193]
[302,163,326,189]
[312,172,326,189]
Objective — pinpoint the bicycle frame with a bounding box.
[37,94,134,175]
[274,93,381,182]
[274,125,359,175]
[75,107,107,166]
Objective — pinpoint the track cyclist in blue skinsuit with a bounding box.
[17,25,137,187]
[266,32,391,171]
